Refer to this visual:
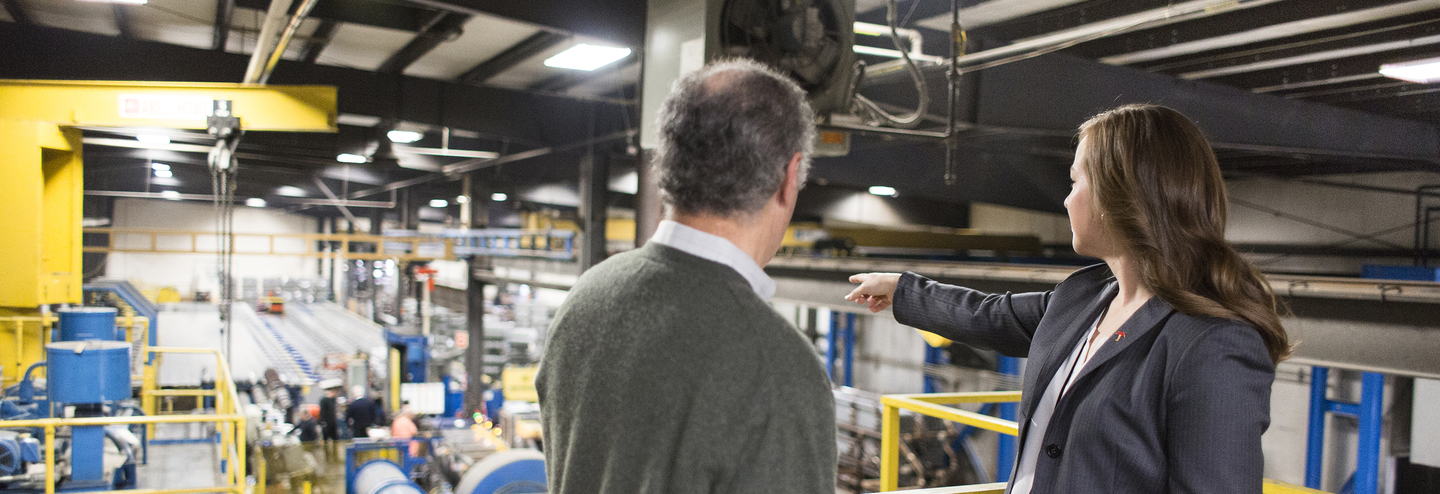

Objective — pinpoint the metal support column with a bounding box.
[463,262,489,416]
[578,128,609,271]
[923,345,947,393]
[1305,366,1386,494]
[634,149,661,248]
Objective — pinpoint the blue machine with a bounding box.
[46,340,135,491]
[453,450,546,494]
[344,440,546,494]
[385,331,430,383]
[56,307,122,342]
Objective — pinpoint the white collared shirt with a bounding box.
[649,220,777,300]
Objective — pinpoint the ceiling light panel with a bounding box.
[1380,56,1440,84]
[544,44,632,71]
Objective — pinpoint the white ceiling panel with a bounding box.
[483,37,591,89]
[403,13,539,80]
[314,22,414,71]
[128,0,216,50]
[20,0,120,36]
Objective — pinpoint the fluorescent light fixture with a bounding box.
[869,185,897,196]
[150,163,171,171]
[387,130,423,143]
[79,0,146,4]
[1379,56,1440,83]
[429,199,449,208]
[276,186,307,197]
[136,134,170,144]
[160,190,180,200]
[336,153,368,164]
[491,192,507,202]
[853,21,891,37]
[455,195,470,204]
[544,44,632,71]
[245,198,267,208]
[153,170,173,178]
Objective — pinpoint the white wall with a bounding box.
[970,202,1072,245]
[104,198,320,295]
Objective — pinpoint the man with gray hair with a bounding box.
[537,58,836,493]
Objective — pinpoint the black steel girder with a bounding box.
[457,31,570,85]
[213,0,235,51]
[376,12,471,74]
[112,4,133,39]
[406,0,645,47]
[2,0,29,25]
[300,20,337,63]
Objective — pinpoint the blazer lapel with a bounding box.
[1021,281,1118,421]
[1068,295,1176,385]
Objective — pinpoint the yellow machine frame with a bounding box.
[878,391,1325,493]
[0,79,336,385]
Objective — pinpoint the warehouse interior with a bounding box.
[2,0,1439,493]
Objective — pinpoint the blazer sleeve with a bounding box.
[890,272,1050,357]
[1165,322,1275,494]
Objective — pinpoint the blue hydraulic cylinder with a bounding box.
[1305,366,1328,488]
[70,425,107,482]
[45,341,132,404]
[824,309,837,383]
[842,313,856,388]
[57,307,120,341]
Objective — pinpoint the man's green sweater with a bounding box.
[537,242,836,493]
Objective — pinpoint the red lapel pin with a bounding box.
[1114,331,1126,342]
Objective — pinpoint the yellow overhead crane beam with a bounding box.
[0,79,336,386]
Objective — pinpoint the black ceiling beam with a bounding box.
[405,0,644,47]
[376,11,470,74]
[213,0,235,50]
[301,19,337,63]
[112,4,133,39]
[0,21,629,148]
[234,0,438,32]
[1066,0,1418,62]
[528,56,636,93]
[457,31,570,85]
[2,0,29,25]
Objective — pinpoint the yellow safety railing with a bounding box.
[82,227,457,262]
[879,391,1326,494]
[1,346,248,494]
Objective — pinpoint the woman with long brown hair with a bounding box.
[847,104,1290,493]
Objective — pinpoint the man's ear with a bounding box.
[778,152,803,206]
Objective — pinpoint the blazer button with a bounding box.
[1045,444,1062,458]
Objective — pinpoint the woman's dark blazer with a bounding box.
[892,263,1275,494]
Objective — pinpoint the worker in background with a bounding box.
[847,104,1288,493]
[318,384,341,459]
[537,58,835,494]
[390,402,419,457]
[345,386,382,439]
[293,405,321,457]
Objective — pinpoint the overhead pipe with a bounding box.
[242,0,321,84]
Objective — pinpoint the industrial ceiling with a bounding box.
[0,0,1437,220]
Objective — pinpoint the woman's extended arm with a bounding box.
[848,272,1050,357]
